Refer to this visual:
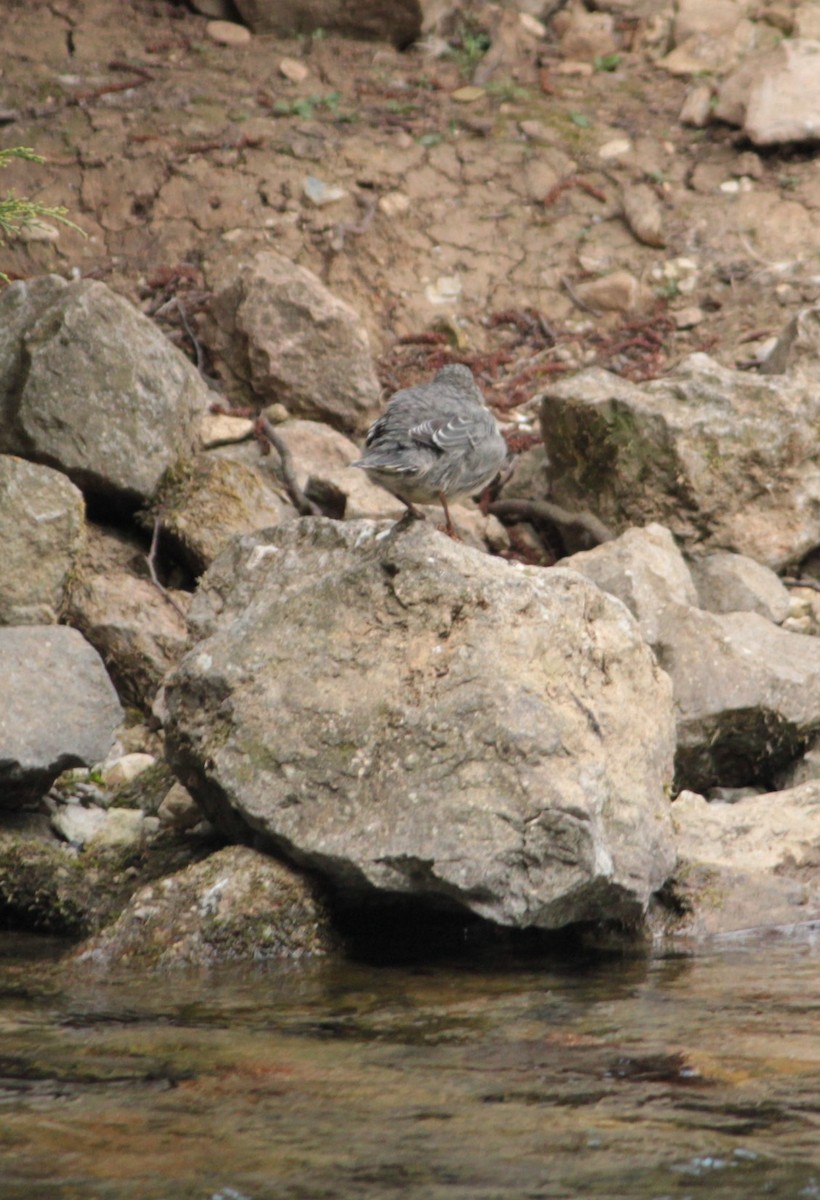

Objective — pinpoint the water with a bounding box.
[1,929,818,1199]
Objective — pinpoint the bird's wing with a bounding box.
[409,413,483,452]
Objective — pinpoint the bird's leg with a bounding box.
[394,497,425,529]
[438,491,460,540]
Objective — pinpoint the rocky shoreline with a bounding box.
[1,259,818,965]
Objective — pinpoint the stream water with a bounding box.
[1,927,818,1200]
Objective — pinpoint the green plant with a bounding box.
[447,20,491,77]
[0,146,83,280]
[594,53,622,72]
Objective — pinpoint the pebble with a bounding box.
[450,86,485,104]
[303,176,347,206]
[598,138,632,159]
[378,191,410,217]
[674,306,705,329]
[201,412,255,447]
[679,82,713,127]
[279,57,309,83]
[424,275,462,305]
[205,20,251,46]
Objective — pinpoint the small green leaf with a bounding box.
[594,53,622,72]
[569,111,592,128]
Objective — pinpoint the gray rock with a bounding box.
[714,39,820,146]
[0,455,85,625]
[64,525,190,712]
[0,626,123,809]
[165,518,676,930]
[539,354,820,569]
[232,0,422,46]
[204,251,382,434]
[564,523,698,645]
[155,455,293,576]
[0,275,210,505]
[656,606,820,792]
[689,550,790,624]
[74,845,339,966]
[656,783,820,938]
[564,525,820,791]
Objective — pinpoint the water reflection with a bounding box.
[1,931,818,1199]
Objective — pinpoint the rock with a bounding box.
[656,607,820,792]
[538,354,820,569]
[564,525,820,792]
[0,455,85,625]
[232,0,422,47]
[621,183,665,248]
[673,306,705,330]
[165,518,676,930]
[205,19,252,45]
[268,417,394,519]
[573,270,648,314]
[302,175,348,206]
[200,412,255,447]
[100,753,157,790]
[760,305,820,377]
[679,82,713,127]
[74,845,339,966]
[689,550,791,624]
[65,526,190,712]
[714,39,820,145]
[50,803,109,848]
[204,251,382,435]
[279,56,309,83]
[157,780,204,831]
[156,456,293,576]
[0,276,210,507]
[564,524,698,645]
[556,8,618,61]
[0,626,123,809]
[658,784,820,938]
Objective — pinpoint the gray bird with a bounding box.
[352,364,507,536]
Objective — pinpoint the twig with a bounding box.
[488,498,615,547]
[146,517,189,619]
[561,275,601,317]
[255,415,321,516]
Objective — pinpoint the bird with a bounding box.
[352,364,508,537]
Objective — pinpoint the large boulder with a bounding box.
[658,784,820,938]
[0,454,85,625]
[74,845,339,967]
[203,251,382,435]
[714,39,820,146]
[0,626,123,808]
[164,519,676,930]
[0,275,210,506]
[565,526,820,792]
[539,354,820,569]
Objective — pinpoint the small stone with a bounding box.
[279,56,309,83]
[206,19,251,45]
[51,804,109,847]
[303,176,347,206]
[424,275,462,305]
[553,60,594,76]
[598,137,632,159]
[450,86,485,103]
[101,753,157,790]
[519,13,547,39]
[263,402,290,425]
[720,179,741,193]
[674,306,705,329]
[157,781,203,831]
[87,807,147,850]
[575,270,646,313]
[378,191,410,217]
[17,220,61,243]
[519,119,555,143]
[679,82,713,127]
[622,183,665,248]
[201,412,255,447]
